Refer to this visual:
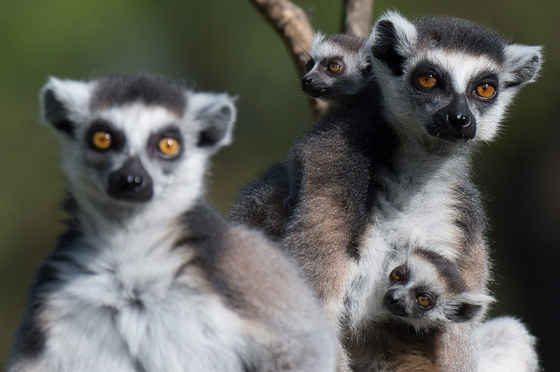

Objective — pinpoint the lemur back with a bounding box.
[6,74,336,372]
[232,11,542,372]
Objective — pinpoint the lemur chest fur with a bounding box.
[343,153,464,331]
[44,225,246,371]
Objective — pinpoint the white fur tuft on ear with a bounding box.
[40,77,93,135]
[186,92,237,152]
[502,44,543,88]
[367,11,417,76]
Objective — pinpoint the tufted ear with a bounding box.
[187,92,237,152]
[368,11,417,76]
[502,44,543,88]
[40,77,92,137]
[446,293,494,323]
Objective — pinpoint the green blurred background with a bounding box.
[1,0,558,369]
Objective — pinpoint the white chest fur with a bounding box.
[342,154,465,332]
[41,228,246,372]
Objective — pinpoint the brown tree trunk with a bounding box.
[341,0,374,38]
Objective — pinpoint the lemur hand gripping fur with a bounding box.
[6,74,337,372]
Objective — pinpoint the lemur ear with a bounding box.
[369,11,417,76]
[188,92,236,151]
[502,44,543,88]
[447,293,494,323]
[40,77,92,137]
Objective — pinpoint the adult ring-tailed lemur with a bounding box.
[6,74,337,372]
[231,11,542,372]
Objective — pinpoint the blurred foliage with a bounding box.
[0,0,558,369]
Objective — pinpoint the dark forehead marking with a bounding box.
[90,74,187,116]
[413,248,467,294]
[413,16,507,64]
[322,34,364,54]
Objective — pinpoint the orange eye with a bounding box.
[417,74,437,89]
[417,294,431,308]
[391,270,401,281]
[328,63,341,73]
[92,131,112,150]
[158,137,180,158]
[476,83,496,99]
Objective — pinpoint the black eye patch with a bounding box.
[147,125,183,161]
[409,61,452,92]
[85,119,125,153]
[305,59,315,72]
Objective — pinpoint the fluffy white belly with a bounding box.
[43,262,246,372]
[342,184,461,332]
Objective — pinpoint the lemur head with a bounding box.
[302,33,372,105]
[383,248,493,330]
[368,11,542,145]
[41,74,236,218]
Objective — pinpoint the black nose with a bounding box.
[302,76,312,86]
[121,174,144,191]
[107,157,153,202]
[447,113,472,128]
[384,289,408,317]
[384,289,399,305]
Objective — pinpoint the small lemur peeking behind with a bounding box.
[6,74,337,372]
[231,11,542,372]
[302,32,372,108]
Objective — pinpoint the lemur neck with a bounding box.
[390,124,475,189]
[71,193,198,238]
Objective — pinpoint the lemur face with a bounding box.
[41,75,235,212]
[302,33,371,101]
[369,11,542,145]
[383,249,493,330]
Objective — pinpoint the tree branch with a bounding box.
[340,0,374,38]
[249,0,328,116]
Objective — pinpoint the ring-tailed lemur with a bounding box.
[302,33,372,109]
[230,33,373,238]
[232,11,542,371]
[352,247,493,372]
[382,247,493,330]
[6,74,336,372]
[357,248,538,372]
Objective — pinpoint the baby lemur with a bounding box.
[382,248,493,331]
[6,74,336,372]
[352,247,493,372]
[354,247,537,372]
[302,32,372,109]
[231,33,372,238]
[232,11,542,371]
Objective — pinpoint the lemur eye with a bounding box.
[92,131,112,150]
[391,269,401,281]
[417,74,437,89]
[158,137,181,158]
[476,83,496,99]
[328,63,341,73]
[417,294,432,309]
